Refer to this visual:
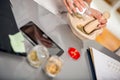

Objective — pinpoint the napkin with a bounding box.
[9,32,25,53]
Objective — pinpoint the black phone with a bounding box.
[20,21,64,56]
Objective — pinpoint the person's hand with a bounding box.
[89,8,108,28]
[63,0,87,14]
[98,16,107,28]
[63,0,107,28]
[38,36,53,48]
[34,26,53,48]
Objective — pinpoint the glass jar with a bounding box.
[76,1,91,15]
[27,45,49,68]
[42,55,63,77]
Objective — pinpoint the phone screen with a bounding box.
[20,21,64,56]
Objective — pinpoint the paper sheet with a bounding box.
[91,48,120,80]
[9,32,25,53]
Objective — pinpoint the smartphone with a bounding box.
[20,21,64,56]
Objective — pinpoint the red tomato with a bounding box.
[68,47,80,60]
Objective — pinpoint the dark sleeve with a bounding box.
[0,0,19,52]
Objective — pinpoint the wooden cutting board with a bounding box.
[95,28,120,52]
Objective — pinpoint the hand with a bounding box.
[34,26,53,48]
[89,8,107,28]
[63,0,87,14]
[98,16,107,28]
[37,36,53,48]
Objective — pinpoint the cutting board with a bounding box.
[95,28,120,52]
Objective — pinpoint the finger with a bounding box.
[42,42,53,48]
[95,14,102,20]
[67,0,76,13]
[78,0,86,8]
[98,18,107,24]
[40,37,52,44]
[100,19,107,24]
[98,24,106,28]
[91,9,102,19]
[99,17,107,24]
[63,0,73,14]
[40,38,53,48]
[74,0,83,11]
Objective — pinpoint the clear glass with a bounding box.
[76,1,91,15]
[27,45,49,68]
[42,55,63,77]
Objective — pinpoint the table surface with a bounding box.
[0,24,116,80]
[0,3,119,80]
[0,24,91,80]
